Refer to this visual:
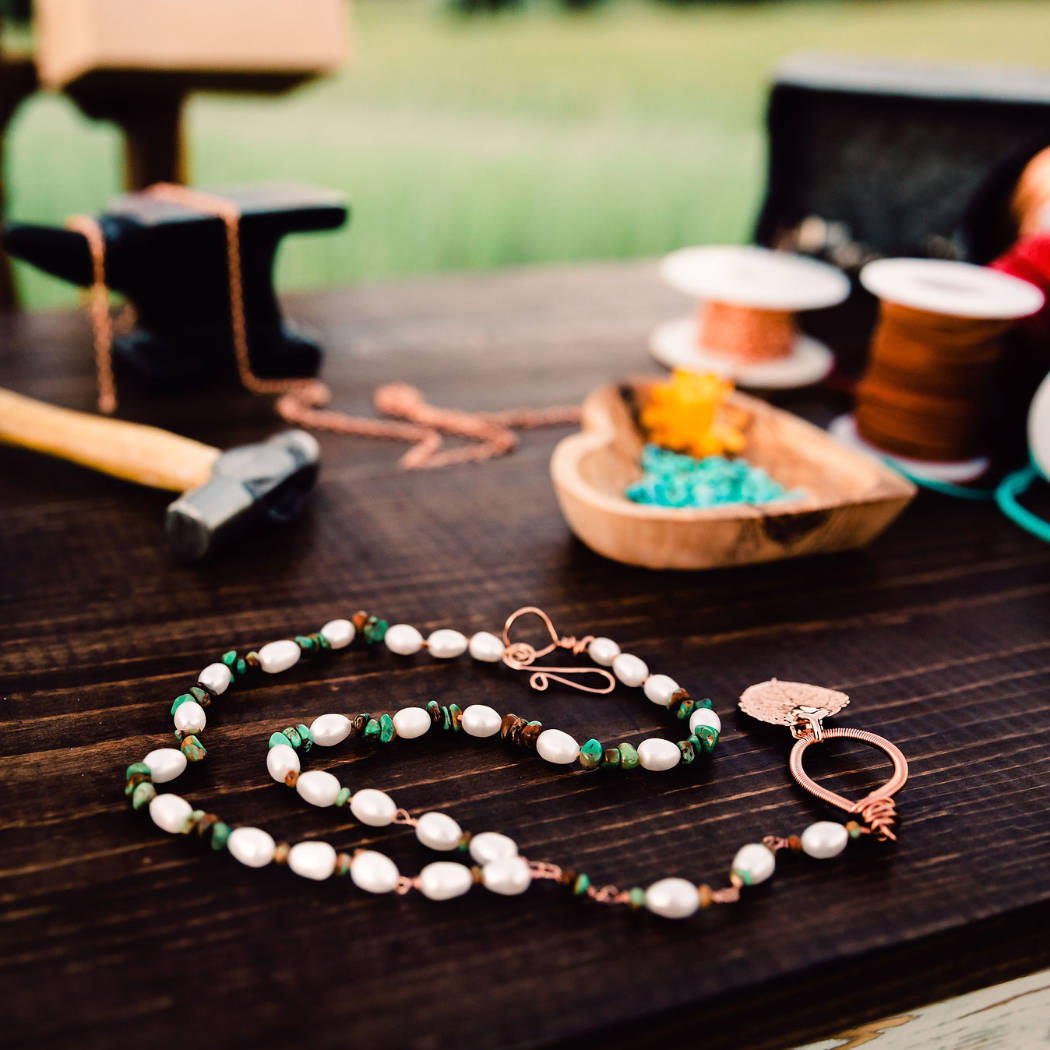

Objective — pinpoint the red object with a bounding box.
[991,234,1050,346]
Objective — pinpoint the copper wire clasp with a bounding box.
[502,606,615,694]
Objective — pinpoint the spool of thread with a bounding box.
[1011,144,1050,237]
[831,258,1044,483]
[651,245,850,389]
[995,369,1050,542]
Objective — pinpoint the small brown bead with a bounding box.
[508,718,526,747]
[351,714,370,736]
[471,865,483,884]
[667,687,692,717]
[244,651,261,669]
[352,610,369,630]
[520,723,541,749]
[698,884,713,908]
[274,843,290,865]
[284,770,299,787]
[500,713,519,741]
[336,853,352,876]
[788,835,803,852]
[195,813,219,840]
[559,867,577,886]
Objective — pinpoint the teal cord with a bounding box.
[890,466,996,501]
[871,449,1049,541]
[996,462,1050,543]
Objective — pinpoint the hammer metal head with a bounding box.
[164,430,320,561]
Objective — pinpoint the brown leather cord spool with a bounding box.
[855,301,1011,462]
[697,301,797,363]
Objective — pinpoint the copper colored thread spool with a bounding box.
[697,301,797,363]
[1012,144,1050,237]
[855,301,1010,462]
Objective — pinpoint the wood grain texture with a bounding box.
[797,968,1050,1049]
[2,260,1050,1050]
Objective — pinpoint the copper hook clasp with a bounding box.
[788,727,909,841]
[501,606,616,694]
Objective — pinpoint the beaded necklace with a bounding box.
[124,606,908,920]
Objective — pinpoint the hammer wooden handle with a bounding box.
[0,387,220,493]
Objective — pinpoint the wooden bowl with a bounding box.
[550,379,916,570]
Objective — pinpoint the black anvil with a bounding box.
[3,182,349,381]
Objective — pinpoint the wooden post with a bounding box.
[0,53,38,310]
[115,90,187,189]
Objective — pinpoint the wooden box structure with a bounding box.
[34,0,348,89]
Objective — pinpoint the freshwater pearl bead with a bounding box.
[227,826,276,868]
[613,653,649,688]
[646,877,699,919]
[469,631,504,662]
[143,748,186,784]
[426,629,467,658]
[482,856,532,895]
[350,788,397,827]
[198,662,232,695]
[536,728,580,765]
[689,708,722,735]
[266,743,300,783]
[385,624,423,655]
[392,707,431,740]
[173,700,206,735]
[732,843,776,885]
[288,841,336,881]
[258,639,300,674]
[350,850,400,894]
[149,793,192,834]
[461,704,502,738]
[416,811,463,851]
[801,821,849,860]
[588,637,620,667]
[309,713,352,747]
[469,831,517,866]
[637,738,682,771]
[295,769,341,807]
[643,674,679,706]
[419,861,473,901]
[320,618,355,649]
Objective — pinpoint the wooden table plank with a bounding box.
[1,260,1049,1050]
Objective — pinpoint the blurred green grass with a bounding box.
[7,0,1050,308]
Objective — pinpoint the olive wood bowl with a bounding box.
[550,379,916,570]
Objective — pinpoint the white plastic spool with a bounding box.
[1028,370,1050,480]
[831,258,1045,484]
[650,245,850,389]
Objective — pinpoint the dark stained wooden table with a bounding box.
[2,260,1050,1050]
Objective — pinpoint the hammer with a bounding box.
[0,387,320,561]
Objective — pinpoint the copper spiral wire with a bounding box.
[856,797,899,842]
[69,184,580,469]
[854,300,1011,462]
[698,301,797,363]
